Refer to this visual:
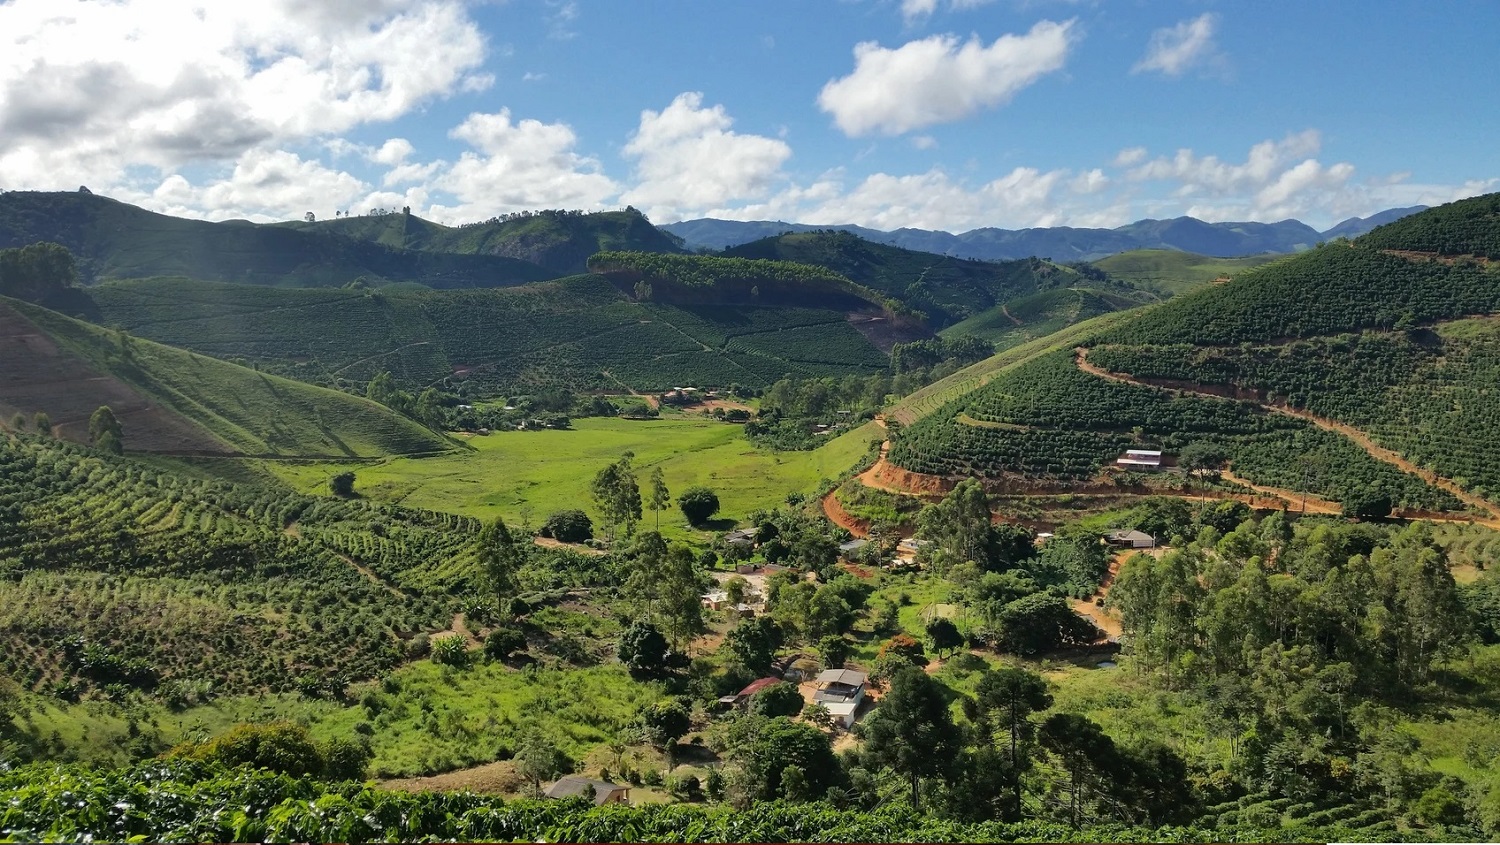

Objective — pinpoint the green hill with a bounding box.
[721,229,1124,326]
[0,297,452,457]
[885,195,1500,512]
[287,207,688,276]
[0,191,555,288]
[64,274,899,396]
[1089,248,1282,298]
[939,287,1143,348]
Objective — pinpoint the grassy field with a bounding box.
[268,414,881,539]
[1091,249,1282,298]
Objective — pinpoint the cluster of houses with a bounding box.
[836,536,929,569]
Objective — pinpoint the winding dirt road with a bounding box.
[1076,347,1500,526]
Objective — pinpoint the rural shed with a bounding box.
[1106,529,1156,549]
[545,777,630,806]
[1115,449,1164,469]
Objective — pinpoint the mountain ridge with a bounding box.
[663,206,1428,260]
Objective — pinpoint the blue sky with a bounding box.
[1,0,1494,231]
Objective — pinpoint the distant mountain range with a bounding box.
[662,207,1429,262]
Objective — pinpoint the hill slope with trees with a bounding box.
[885,194,1500,514]
[60,274,899,396]
[288,207,688,276]
[0,191,555,288]
[721,229,1143,326]
[0,297,452,457]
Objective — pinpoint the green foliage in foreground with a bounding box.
[0,760,1368,844]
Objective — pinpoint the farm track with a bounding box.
[1075,347,1500,526]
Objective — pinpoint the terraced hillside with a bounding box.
[288,207,687,276]
[72,274,900,395]
[0,191,555,288]
[0,297,452,457]
[0,433,471,701]
[884,194,1500,515]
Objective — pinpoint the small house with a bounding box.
[545,777,630,806]
[838,538,869,560]
[1115,449,1163,470]
[723,528,757,549]
[1106,529,1156,549]
[813,668,868,728]
[701,590,730,610]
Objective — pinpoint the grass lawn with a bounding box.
[268,416,879,541]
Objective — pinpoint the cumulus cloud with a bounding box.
[818,20,1076,136]
[430,110,618,218]
[139,150,372,222]
[620,93,792,220]
[0,0,488,195]
[1133,13,1222,77]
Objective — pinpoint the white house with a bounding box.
[813,668,868,728]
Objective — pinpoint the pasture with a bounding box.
[270,414,880,539]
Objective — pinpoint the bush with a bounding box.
[678,486,721,525]
[540,509,593,543]
[330,472,356,497]
[484,626,527,661]
[430,634,468,667]
[749,682,805,718]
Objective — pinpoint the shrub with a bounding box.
[678,486,721,525]
[540,509,593,543]
[484,626,527,661]
[430,634,469,667]
[749,682,805,718]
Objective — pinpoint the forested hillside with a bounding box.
[721,230,1129,325]
[0,297,452,457]
[0,192,555,288]
[289,207,687,276]
[65,275,898,395]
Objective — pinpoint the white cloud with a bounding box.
[619,93,792,220]
[1113,146,1148,167]
[911,135,939,150]
[140,149,372,222]
[900,0,940,23]
[817,20,1076,136]
[901,0,996,24]
[0,0,488,193]
[1133,13,1222,77]
[1070,168,1109,194]
[431,110,618,218]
